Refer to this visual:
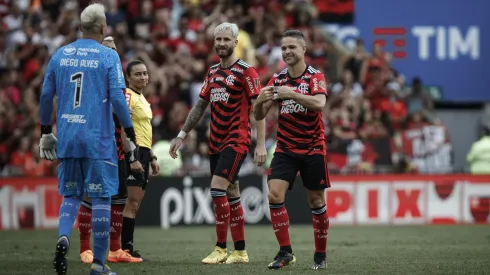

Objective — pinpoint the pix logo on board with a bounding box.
[373,27,407,59]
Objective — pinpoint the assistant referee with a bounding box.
[120,60,160,261]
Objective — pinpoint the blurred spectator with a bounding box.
[467,127,490,174]
[403,77,433,115]
[0,0,452,177]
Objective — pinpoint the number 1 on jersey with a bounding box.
[70,72,84,109]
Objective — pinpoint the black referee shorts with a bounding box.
[126,147,151,190]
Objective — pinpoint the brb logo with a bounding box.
[373,26,480,60]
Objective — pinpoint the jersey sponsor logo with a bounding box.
[63,46,76,55]
[231,67,244,73]
[202,78,208,91]
[210,88,230,103]
[116,63,124,85]
[211,77,224,83]
[125,93,131,106]
[274,78,287,84]
[313,77,319,91]
[77,48,100,53]
[254,78,260,89]
[61,114,86,124]
[319,80,326,90]
[226,75,236,85]
[280,99,307,114]
[88,183,103,192]
[245,76,254,93]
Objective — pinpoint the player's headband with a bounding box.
[103,36,114,42]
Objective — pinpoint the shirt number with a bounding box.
[70,72,84,109]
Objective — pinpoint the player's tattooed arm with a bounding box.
[181,98,210,133]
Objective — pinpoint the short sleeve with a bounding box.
[266,75,276,87]
[107,50,126,90]
[125,90,133,108]
[199,69,211,102]
[243,67,261,99]
[311,73,327,96]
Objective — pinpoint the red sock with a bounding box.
[78,203,92,253]
[312,205,329,253]
[229,197,245,247]
[110,204,124,252]
[211,189,230,244]
[269,203,291,247]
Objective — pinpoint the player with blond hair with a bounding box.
[169,22,267,264]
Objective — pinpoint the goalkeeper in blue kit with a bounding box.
[38,3,142,275]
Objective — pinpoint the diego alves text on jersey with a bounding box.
[41,38,126,159]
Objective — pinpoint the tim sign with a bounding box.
[324,0,490,101]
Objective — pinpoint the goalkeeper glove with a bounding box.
[39,133,58,161]
[124,127,139,163]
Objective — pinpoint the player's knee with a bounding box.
[226,184,240,198]
[210,176,230,190]
[307,191,325,208]
[268,189,285,204]
[126,197,140,211]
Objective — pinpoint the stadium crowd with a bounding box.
[0,0,451,177]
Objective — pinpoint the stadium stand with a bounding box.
[0,0,451,177]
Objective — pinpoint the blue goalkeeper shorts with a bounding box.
[58,156,119,198]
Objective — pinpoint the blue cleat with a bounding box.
[53,236,69,275]
[89,263,117,275]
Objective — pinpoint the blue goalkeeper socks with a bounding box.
[58,196,81,238]
[91,198,111,265]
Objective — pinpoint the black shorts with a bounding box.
[267,152,331,191]
[111,159,128,203]
[127,147,151,190]
[210,146,247,185]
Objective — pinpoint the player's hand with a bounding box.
[129,160,144,173]
[150,159,160,176]
[256,86,274,104]
[277,86,295,99]
[169,137,183,159]
[39,133,57,161]
[128,108,135,115]
[254,144,267,166]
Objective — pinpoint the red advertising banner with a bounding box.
[1,175,489,230]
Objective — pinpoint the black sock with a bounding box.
[216,242,227,249]
[121,217,135,251]
[234,240,245,251]
[280,245,293,254]
[314,252,326,262]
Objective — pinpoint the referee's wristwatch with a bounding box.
[151,155,158,162]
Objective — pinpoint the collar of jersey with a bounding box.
[287,65,309,80]
[127,87,142,95]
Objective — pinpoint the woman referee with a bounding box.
[121,60,160,261]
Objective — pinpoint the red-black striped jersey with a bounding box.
[113,89,126,160]
[267,65,327,155]
[200,59,261,154]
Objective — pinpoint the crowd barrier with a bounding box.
[1,174,489,230]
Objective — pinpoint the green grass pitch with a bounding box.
[1,225,489,274]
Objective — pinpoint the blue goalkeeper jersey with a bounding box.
[40,38,130,159]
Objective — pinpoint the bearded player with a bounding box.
[169,22,267,264]
[254,30,330,270]
[78,36,144,264]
